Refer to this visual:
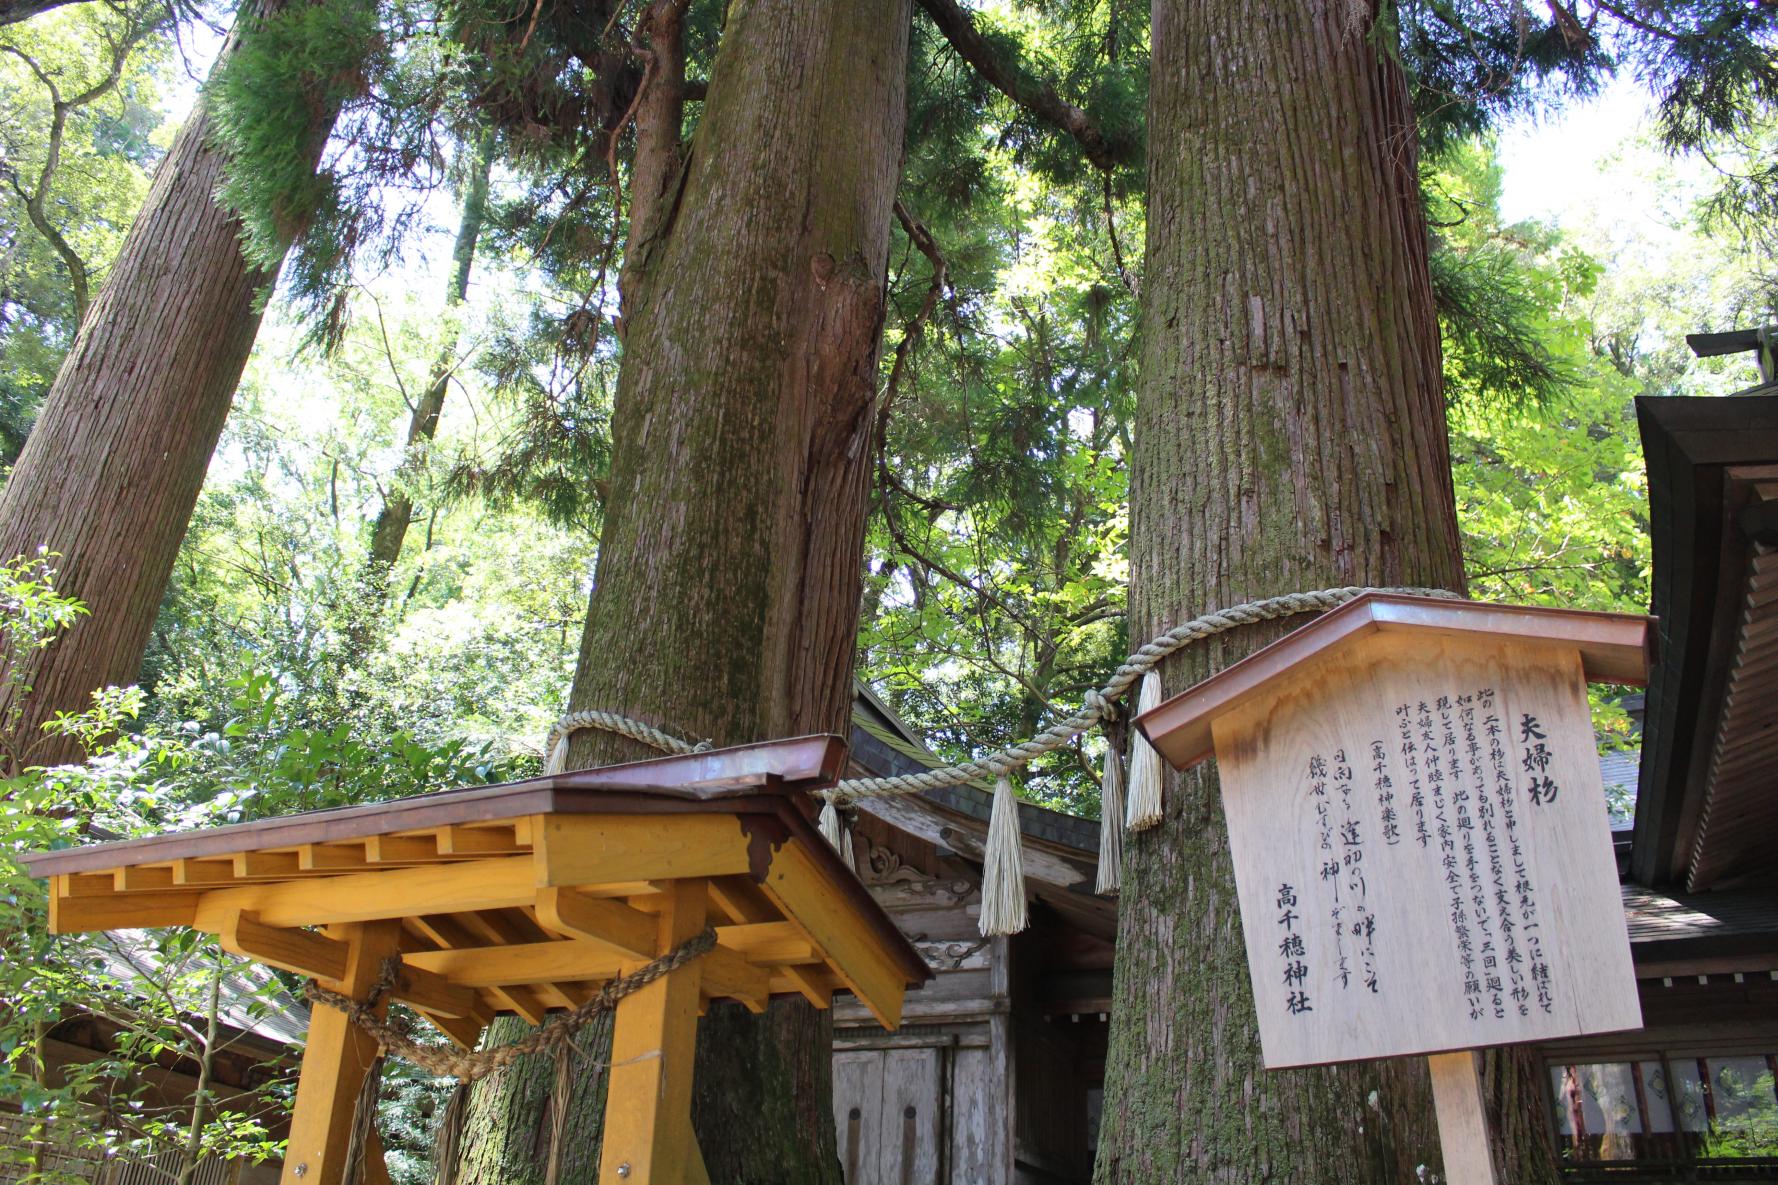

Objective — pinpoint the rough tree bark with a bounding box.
[0,0,341,769]
[453,3,910,1182]
[356,129,495,615]
[1094,2,1559,1182]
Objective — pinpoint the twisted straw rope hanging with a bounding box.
[303,928,717,1081]
[540,586,1460,933]
[544,586,1456,793]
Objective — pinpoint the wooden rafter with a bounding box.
[23,737,931,1185]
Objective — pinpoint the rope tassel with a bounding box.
[544,731,570,776]
[1125,671,1165,831]
[1095,747,1124,894]
[838,813,858,874]
[979,774,1028,936]
[340,1052,386,1185]
[819,795,857,872]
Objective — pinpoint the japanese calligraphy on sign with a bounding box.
[1204,635,1641,1069]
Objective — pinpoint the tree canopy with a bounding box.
[0,0,1773,1178]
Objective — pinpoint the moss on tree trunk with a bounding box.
[1094,2,1560,1182]
[453,2,911,1182]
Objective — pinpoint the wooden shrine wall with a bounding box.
[833,826,1012,1185]
[832,814,1111,1185]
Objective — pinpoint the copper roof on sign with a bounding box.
[1133,592,1654,772]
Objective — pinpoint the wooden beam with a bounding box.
[405,937,620,987]
[417,1009,484,1050]
[220,910,348,981]
[283,920,402,1185]
[193,856,538,930]
[535,887,657,958]
[705,878,756,924]
[699,947,770,1013]
[598,878,705,1185]
[533,814,752,889]
[402,922,812,989]
[235,850,301,879]
[534,982,581,1010]
[61,872,116,897]
[115,864,177,892]
[707,877,830,1008]
[364,835,438,864]
[718,922,817,966]
[298,844,371,872]
[770,968,832,1007]
[172,858,238,886]
[49,886,197,934]
[758,840,908,1027]
[1428,1050,1500,1185]
[393,965,487,1021]
[415,911,554,1026]
[432,825,525,856]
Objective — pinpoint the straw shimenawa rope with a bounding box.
[536,586,1460,934]
[543,586,1458,796]
[304,928,718,1079]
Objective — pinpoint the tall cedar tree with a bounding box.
[0,0,348,769]
[452,2,911,1181]
[1095,1,1558,1181]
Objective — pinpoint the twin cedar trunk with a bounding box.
[1096,3,1558,1183]
[455,2,912,1182]
[0,1,334,770]
[1,0,1557,1178]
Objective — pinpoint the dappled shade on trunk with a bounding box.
[1095,1,1563,1182]
[452,2,912,1182]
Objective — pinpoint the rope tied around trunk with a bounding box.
[543,586,1459,797]
[302,927,718,1081]
[538,584,1462,934]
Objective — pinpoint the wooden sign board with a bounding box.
[1137,595,1649,1071]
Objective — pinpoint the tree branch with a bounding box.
[876,197,948,450]
[0,0,80,25]
[0,13,159,322]
[1102,172,1137,296]
[914,0,1126,171]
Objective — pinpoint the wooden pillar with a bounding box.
[1427,1050,1499,1185]
[282,919,402,1185]
[598,878,707,1185]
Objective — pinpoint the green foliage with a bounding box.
[1426,139,1595,409]
[0,567,282,1182]
[0,552,88,775]
[209,0,466,341]
[3,0,1774,1176]
[0,544,525,1180]
[1398,1,1778,160]
[0,2,174,458]
[151,300,595,759]
[861,110,1137,814]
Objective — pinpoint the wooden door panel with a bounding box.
[834,1050,885,1184]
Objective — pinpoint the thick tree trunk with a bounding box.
[0,1,336,770]
[358,130,495,607]
[1096,3,1560,1182]
[453,3,910,1183]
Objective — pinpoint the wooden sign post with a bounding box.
[1135,594,1652,1185]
